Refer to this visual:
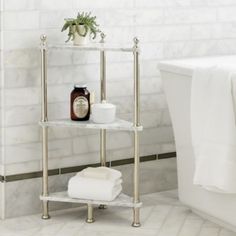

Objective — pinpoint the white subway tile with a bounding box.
[141,126,174,145]
[5,143,41,164]
[4,68,40,88]
[137,25,191,42]
[134,9,163,25]
[4,30,41,50]
[40,10,74,29]
[164,8,217,24]
[3,11,39,30]
[5,87,40,107]
[218,7,236,22]
[48,139,72,159]
[5,161,40,175]
[5,105,40,127]
[135,0,191,7]
[73,0,133,9]
[40,0,74,10]
[5,125,40,145]
[4,49,39,69]
[4,0,39,11]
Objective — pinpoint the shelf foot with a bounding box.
[42,201,50,220]
[98,204,107,209]
[132,207,141,227]
[86,204,95,223]
[132,222,141,227]
[41,214,50,220]
[86,218,95,223]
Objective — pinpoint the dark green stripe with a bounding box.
[158,152,176,159]
[0,153,164,182]
[5,169,60,182]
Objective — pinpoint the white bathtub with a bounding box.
[159,55,236,232]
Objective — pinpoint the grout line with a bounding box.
[176,210,192,236]
[156,205,175,236]
[196,220,207,236]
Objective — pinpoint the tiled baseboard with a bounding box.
[0,152,176,183]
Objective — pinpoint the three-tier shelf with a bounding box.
[39,34,143,227]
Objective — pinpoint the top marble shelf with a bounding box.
[47,42,138,53]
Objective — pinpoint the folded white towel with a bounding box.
[81,167,110,179]
[80,167,122,181]
[68,175,122,201]
[191,66,236,193]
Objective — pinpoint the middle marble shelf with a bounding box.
[39,119,143,132]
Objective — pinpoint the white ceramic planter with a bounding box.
[73,25,89,46]
[91,102,116,124]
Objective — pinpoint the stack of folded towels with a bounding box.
[68,167,122,201]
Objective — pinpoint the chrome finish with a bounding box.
[40,34,50,220]
[132,37,141,227]
[86,204,95,223]
[100,47,107,167]
[100,32,106,43]
[99,38,107,210]
[42,201,50,220]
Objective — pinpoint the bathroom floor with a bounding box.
[0,190,235,236]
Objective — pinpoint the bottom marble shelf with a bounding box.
[40,191,142,208]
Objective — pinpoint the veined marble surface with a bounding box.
[0,190,235,236]
[40,192,143,208]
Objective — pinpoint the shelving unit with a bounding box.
[39,34,142,227]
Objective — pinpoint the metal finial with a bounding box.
[40,34,47,48]
[133,37,139,46]
[100,32,106,43]
[40,34,47,43]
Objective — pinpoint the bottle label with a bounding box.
[73,96,89,118]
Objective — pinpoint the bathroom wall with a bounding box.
[1,0,236,217]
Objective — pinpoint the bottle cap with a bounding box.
[74,84,87,89]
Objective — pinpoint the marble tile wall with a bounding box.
[1,0,236,217]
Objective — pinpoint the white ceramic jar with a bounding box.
[73,25,89,45]
[91,102,116,124]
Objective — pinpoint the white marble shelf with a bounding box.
[40,191,142,208]
[39,119,143,131]
[48,43,137,52]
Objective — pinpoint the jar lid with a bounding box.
[74,84,87,88]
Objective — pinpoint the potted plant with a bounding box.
[61,12,101,45]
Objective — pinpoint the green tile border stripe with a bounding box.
[158,152,176,159]
[0,152,175,183]
[4,169,60,182]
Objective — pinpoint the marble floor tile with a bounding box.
[0,190,235,236]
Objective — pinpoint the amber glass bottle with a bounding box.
[70,85,90,121]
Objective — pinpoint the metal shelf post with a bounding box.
[40,35,50,220]
[98,33,107,211]
[100,33,107,168]
[132,37,141,227]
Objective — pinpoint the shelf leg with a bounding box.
[100,49,107,167]
[132,37,141,227]
[86,204,95,223]
[132,131,141,227]
[42,201,50,220]
[100,130,106,167]
[40,35,50,220]
[98,204,107,210]
[99,48,107,210]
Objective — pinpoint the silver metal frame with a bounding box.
[39,34,141,226]
[40,35,50,220]
[132,37,141,227]
[100,48,107,167]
